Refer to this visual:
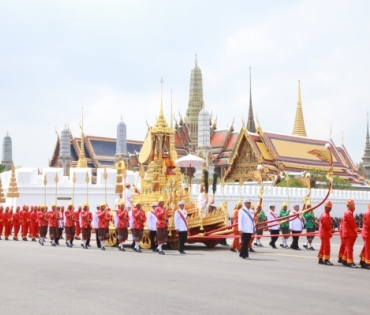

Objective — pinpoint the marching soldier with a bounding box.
[155,197,168,255]
[46,203,60,246]
[174,200,188,254]
[303,201,315,250]
[12,206,21,241]
[29,206,38,242]
[81,202,92,249]
[97,202,111,251]
[359,202,370,269]
[230,200,242,252]
[132,202,146,252]
[0,206,3,240]
[74,206,82,240]
[254,205,266,247]
[289,203,304,250]
[342,199,360,268]
[318,201,334,265]
[64,203,75,248]
[116,200,129,251]
[279,202,290,248]
[3,207,12,240]
[21,205,30,241]
[147,202,158,252]
[267,204,279,249]
[37,205,48,246]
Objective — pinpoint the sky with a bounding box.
[1,0,370,169]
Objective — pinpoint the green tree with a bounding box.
[309,169,352,190]
[0,164,5,173]
[276,177,305,188]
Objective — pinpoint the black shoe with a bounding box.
[273,245,278,249]
[138,248,142,253]
[258,244,263,247]
[280,244,284,248]
[325,260,333,266]
[81,244,84,247]
[309,247,315,251]
[296,247,301,250]
[118,246,122,251]
[180,251,186,254]
[22,238,28,241]
[318,259,325,265]
[158,250,165,255]
[249,248,255,253]
[230,248,237,252]
[253,242,258,246]
[361,264,370,269]
[51,243,56,247]
[348,263,357,268]
[60,236,64,240]
[88,245,91,247]
[101,246,105,251]
[303,244,308,249]
[5,238,9,241]
[359,260,365,266]
[338,258,343,263]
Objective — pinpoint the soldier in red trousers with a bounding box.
[29,206,38,241]
[132,202,146,253]
[12,206,21,240]
[359,203,370,269]
[74,206,82,240]
[3,207,12,240]
[318,201,334,265]
[116,200,129,251]
[0,206,3,240]
[342,199,360,268]
[155,197,168,255]
[21,205,30,241]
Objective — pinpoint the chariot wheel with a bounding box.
[168,237,179,250]
[139,230,151,249]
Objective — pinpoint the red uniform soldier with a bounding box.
[3,207,12,240]
[116,201,129,251]
[64,203,75,248]
[132,202,146,253]
[21,205,30,241]
[318,200,334,265]
[12,206,21,240]
[81,202,92,249]
[230,201,242,252]
[0,206,3,240]
[29,206,38,241]
[74,206,82,240]
[155,197,168,255]
[359,203,370,269]
[97,202,111,250]
[342,199,360,268]
[46,204,60,246]
[37,205,48,246]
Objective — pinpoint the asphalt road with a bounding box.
[0,235,369,315]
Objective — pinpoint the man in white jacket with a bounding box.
[238,198,255,260]
[289,203,304,250]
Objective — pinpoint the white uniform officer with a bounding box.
[174,200,188,254]
[267,203,280,249]
[147,202,158,252]
[238,198,255,260]
[289,203,304,250]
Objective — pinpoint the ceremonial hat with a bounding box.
[51,202,56,207]
[119,200,125,205]
[158,196,165,202]
[100,202,106,207]
[236,200,242,206]
[346,199,355,207]
[40,204,45,208]
[178,200,185,205]
[152,202,158,207]
[324,200,332,208]
[243,198,252,203]
[83,201,88,207]
[269,203,276,208]
[250,204,255,209]
[282,202,287,207]
[68,201,73,206]
[293,202,300,207]
[306,200,311,206]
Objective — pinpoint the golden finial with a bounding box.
[329,125,332,138]
[195,54,198,66]
[171,89,173,129]
[341,131,344,145]
[77,106,87,168]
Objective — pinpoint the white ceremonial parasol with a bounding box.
[175,154,204,186]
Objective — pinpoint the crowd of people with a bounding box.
[0,196,189,255]
[229,198,370,269]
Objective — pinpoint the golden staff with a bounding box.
[43,175,47,206]
[85,172,90,204]
[239,177,243,200]
[54,172,59,204]
[103,168,108,205]
[72,172,76,204]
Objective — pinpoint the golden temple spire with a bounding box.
[152,78,170,133]
[292,80,307,137]
[77,107,88,168]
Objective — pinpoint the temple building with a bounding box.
[2,132,13,171]
[49,58,367,185]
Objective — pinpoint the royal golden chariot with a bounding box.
[105,104,228,249]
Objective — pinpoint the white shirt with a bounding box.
[289,210,304,231]
[114,198,122,210]
[174,208,188,231]
[128,210,134,229]
[125,189,133,208]
[238,207,255,233]
[114,212,119,228]
[92,212,99,229]
[267,210,280,230]
[58,212,64,228]
[147,209,157,231]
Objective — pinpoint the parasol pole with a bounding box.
[85,172,90,204]
[43,175,47,206]
[103,168,108,205]
[72,172,76,204]
[54,172,59,204]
